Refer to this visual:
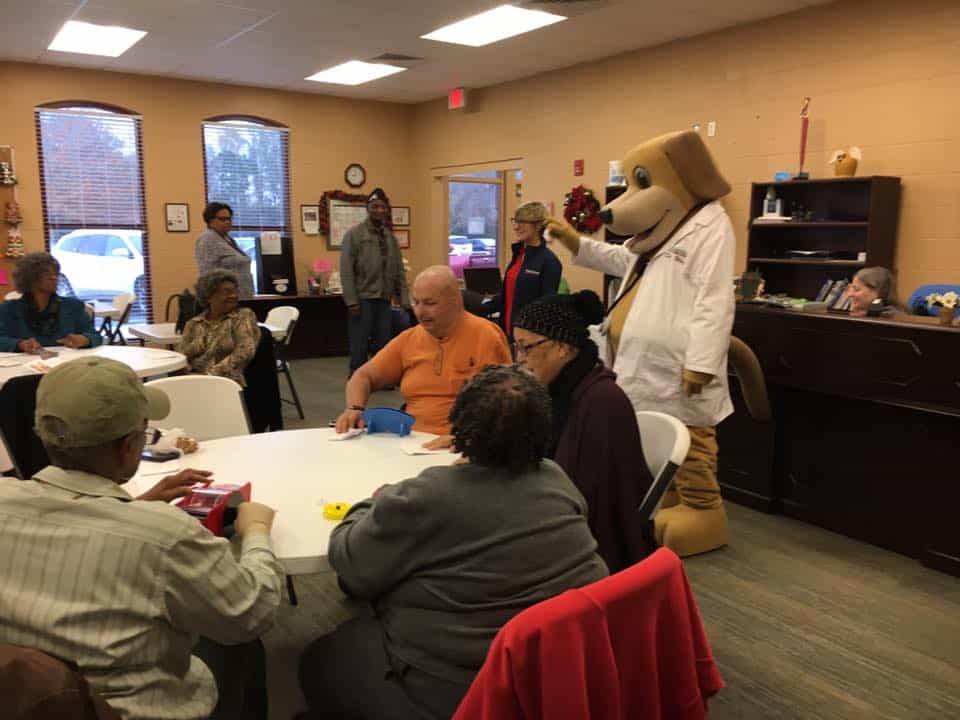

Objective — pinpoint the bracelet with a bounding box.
[348,405,366,412]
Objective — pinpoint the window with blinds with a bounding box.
[202,118,291,294]
[35,105,152,323]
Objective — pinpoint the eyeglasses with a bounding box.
[514,338,551,357]
[214,214,232,222]
[510,218,536,226]
[143,428,162,446]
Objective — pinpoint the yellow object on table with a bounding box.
[323,502,351,521]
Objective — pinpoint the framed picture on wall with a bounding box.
[165,203,189,232]
[394,228,410,249]
[391,206,410,226]
[301,204,320,235]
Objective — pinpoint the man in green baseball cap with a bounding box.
[0,357,282,719]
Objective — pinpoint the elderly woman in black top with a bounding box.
[299,364,607,720]
[513,290,654,572]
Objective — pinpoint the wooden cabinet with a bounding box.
[746,176,901,299]
[719,303,960,577]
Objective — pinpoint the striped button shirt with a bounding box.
[0,466,283,720]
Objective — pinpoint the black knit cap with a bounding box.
[513,290,604,348]
[367,187,389,204]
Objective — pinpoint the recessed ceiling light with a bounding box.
[421,4,566,47]
[305,61,406,86]
[48,20,147,58]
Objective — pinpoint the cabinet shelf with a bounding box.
[751,221,868,228]
[748,258,865,267]
[748,176,900,298]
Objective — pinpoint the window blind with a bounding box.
[35,105,153,321]
[202,119,291,232]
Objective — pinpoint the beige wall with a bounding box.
[2,0,958,311]
[411,0,960,301]
[0,61,416,316]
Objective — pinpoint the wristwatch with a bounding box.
[348,405,366,412]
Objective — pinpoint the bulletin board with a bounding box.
[327,199,368,250]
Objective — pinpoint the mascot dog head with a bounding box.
[601,130,730,255]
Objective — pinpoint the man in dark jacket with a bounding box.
[340,188,410,374]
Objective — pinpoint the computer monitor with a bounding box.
[463,267,502,295]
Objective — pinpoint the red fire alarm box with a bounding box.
[176,483,251,537]
[573,159,584,176]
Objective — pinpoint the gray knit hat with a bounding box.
[513,290,604,348]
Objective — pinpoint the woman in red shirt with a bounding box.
[485,202,562,342]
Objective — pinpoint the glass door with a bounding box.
[446,172,502,279]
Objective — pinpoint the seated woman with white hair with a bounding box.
[179,269,260,386]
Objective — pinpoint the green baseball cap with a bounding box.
[35,357,170,448]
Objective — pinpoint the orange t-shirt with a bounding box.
[369,312,512,435]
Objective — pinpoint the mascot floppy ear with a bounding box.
[600,130,730,256]
[661,130,730,201]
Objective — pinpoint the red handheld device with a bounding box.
[175,483,251,537]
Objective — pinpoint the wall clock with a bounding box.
[345,163,366,188]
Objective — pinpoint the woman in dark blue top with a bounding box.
[485,201,562,341]
[0,252,101,353]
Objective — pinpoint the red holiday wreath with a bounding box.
[563,184,603,234]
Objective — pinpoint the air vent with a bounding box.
[370,53,425,67]
[521,0,617,16]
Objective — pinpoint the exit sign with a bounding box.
[448,87,468,110]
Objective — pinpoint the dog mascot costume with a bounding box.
[547,130,735,557]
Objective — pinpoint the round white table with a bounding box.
[0,345,186,388]
[127,428,455,575]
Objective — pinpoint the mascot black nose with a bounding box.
[599,208,613,224]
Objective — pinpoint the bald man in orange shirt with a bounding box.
[336,265,511,437]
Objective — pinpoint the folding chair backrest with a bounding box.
[113,292,135,312]
[635,411,691,522]
[145,375,251,441]
[174,290,199,333]
[265,306,299,346]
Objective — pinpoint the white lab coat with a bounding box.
[574,201,735,427]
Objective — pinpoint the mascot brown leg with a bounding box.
[655,336,769,556]
[654,426,728,556]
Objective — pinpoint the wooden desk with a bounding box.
[719,304,960,576]
[241,294,348,359]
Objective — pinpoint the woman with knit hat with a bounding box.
[513,290,654,571]
[485,201,562,342]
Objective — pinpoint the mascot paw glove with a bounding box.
[681,368,714,397]
[544,218,581,253]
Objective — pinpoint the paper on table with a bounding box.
[329,428,365,441]
[261,232,282,255]
[400,437,456,456]
[135,457,182,476]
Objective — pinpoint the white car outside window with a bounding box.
[51,229,145,305]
